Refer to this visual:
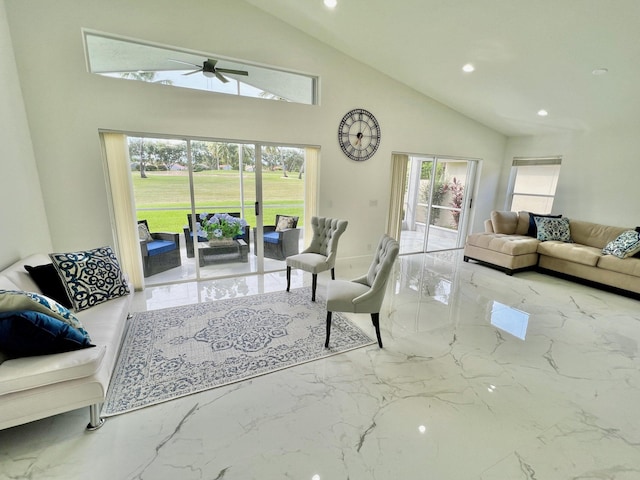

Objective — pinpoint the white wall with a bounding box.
[3,0,506,261]
[503,126,640,228]
[0,1,51,269]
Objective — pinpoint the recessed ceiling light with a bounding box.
[537,109,548,117]
[462,63,475,73]
[592,68,609,75]
[324,0,337,8]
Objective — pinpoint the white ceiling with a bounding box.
[245,0,640,136]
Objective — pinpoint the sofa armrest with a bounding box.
[484,219,494,233]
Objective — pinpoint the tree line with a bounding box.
[128,138,304,179]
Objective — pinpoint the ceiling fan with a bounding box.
[169,58,249,83]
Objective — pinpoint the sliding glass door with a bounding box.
[124,134,307,286]
[400,155,476,255]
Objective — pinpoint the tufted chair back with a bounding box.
[363,235,400,308]
[303,217,348,268]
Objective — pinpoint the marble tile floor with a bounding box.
[1,250,639,480]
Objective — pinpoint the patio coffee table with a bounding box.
[197,239,249,266]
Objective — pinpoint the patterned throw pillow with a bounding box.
[275,216,296,232]
[0,289,87,335]
[534,216,572,242]
[49,246,130,312]
[602,230,640,259]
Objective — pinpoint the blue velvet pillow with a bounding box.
[0,310,94,358]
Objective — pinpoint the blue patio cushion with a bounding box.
[147,240,177,256]
[264,232,280,244]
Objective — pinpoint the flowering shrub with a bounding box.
[197,213,247,240]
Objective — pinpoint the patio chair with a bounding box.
[138,220,181,277]
[254,214,301,261]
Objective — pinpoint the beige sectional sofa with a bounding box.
[0,253,132,430]
[464,211,640,297]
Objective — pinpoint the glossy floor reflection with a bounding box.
[1,250,639,479]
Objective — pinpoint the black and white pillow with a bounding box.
[49,246,130,311]
[534,216,572,242]
[602,230,640,259]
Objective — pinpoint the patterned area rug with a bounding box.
[102,287,374,416]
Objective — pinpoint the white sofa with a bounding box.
[0,253,132,430]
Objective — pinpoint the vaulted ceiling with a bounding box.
[246,0,640,136]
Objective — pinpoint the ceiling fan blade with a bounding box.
[168,58,201,68]
[183,69,201,76]
[216,68,249,76]
[214,72,229,83]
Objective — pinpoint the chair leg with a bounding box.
[371,313,383,348]
[325,311,332,348]
[331,268,335,280]
[311,274,317,301]
[286,266,291,292]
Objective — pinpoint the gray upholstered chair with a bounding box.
[138,220,182,278]
[324,234,399,348]
[286,216,348,301]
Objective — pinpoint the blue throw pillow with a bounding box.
[0,289,87,334]
[0,310,94,358]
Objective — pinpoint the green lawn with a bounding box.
[133,170,304,232]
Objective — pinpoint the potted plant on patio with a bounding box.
[198,213,247,246]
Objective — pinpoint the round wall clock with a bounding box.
[338,108,381,161]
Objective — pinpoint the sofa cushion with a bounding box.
[537,242,602,267]
[597,255,640,277]
[490,211,518,234]
[568,220,627,249]
[24,263,72,309]
[466,233,539,256]
[515,211,530,235]
[137,223,153,242]
[602,230,640,259]
[528,213,562,237]
[0,344,106,395]
[49,246,130,312]
[535,217,572,242]
[0,290,87,334]
[0,310,94,358]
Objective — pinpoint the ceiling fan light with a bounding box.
[203,70,215,78]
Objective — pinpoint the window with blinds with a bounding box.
[507,157,561,213]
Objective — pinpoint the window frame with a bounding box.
[505,156,562,213]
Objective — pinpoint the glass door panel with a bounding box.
[259,145,305,272]
[192,141,256,280]
[129,137,194,285]
[400,156,476,255]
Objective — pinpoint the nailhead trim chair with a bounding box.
[325,234,399,348]
[286,216,348,301]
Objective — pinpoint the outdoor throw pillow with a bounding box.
[0,289,87,334]
[276,216,296,232]
[138,223,153,242]
[602,230,640,259]
[49,246,130,312]
[0,310,93,358]
[535,216,572,242]
[24,263,73,309]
